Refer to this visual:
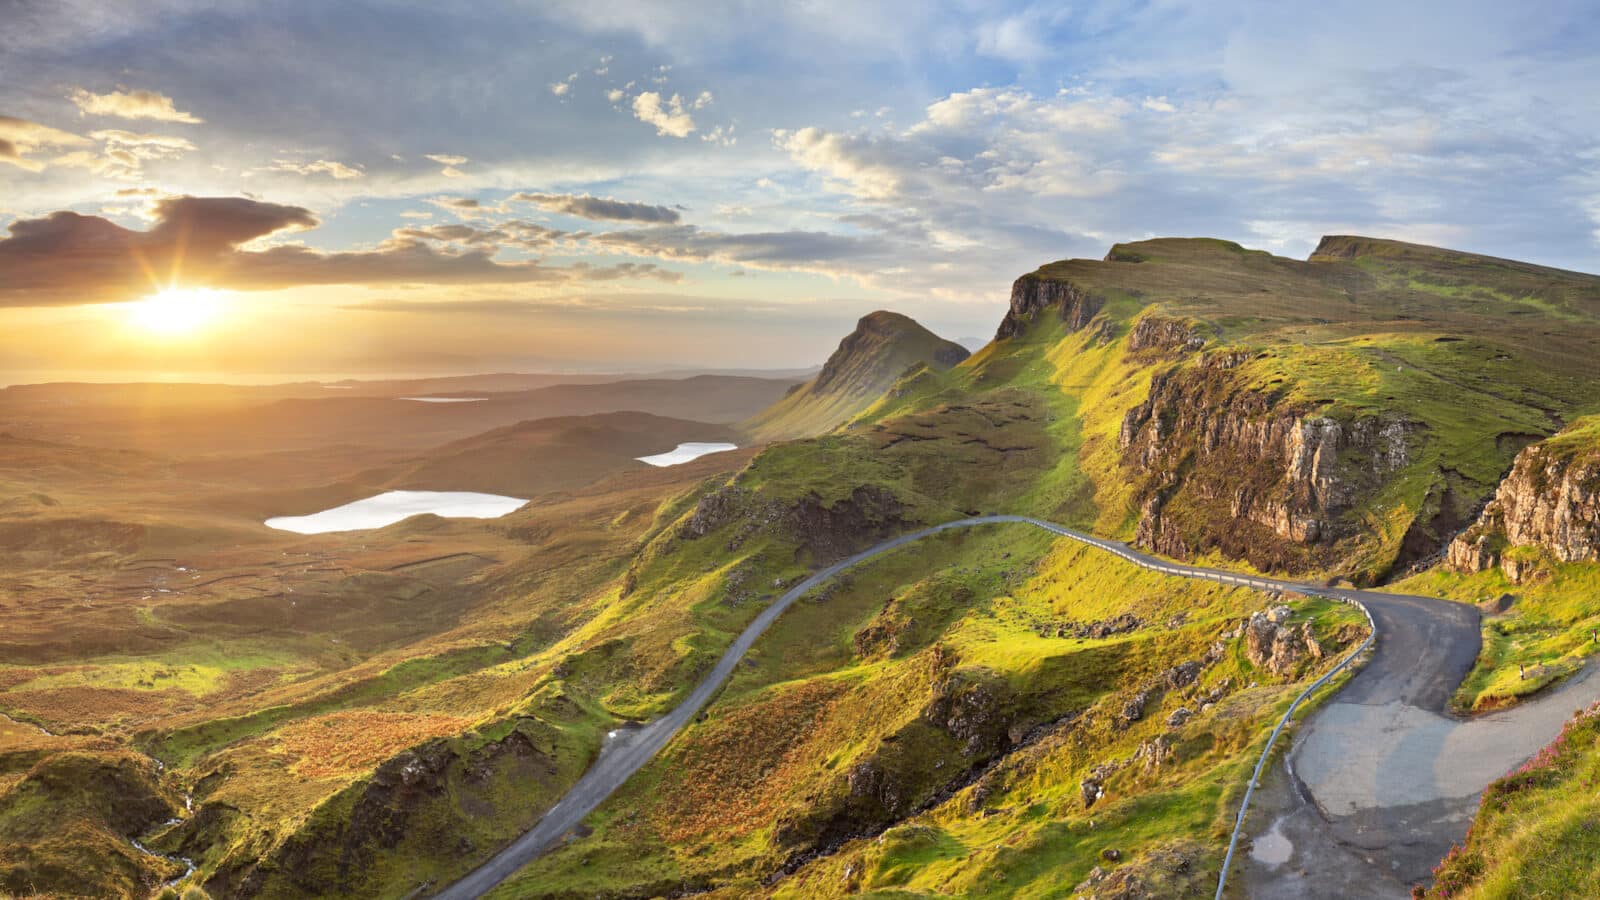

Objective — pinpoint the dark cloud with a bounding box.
[0,195,676,306]
[512,192,681,223]
[0,196,314,305]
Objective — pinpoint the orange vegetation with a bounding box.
[3,686,192,729]
[647,679,847,843]
[277,710,474,778]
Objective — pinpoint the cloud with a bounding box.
[569,261,681,281]
[700,124,736,146]
[394,219,569,250]
[264,158,364,179]
[777,87,1145,207]
[424,153,469,177]
[0,115,90,171]
[0,195,677,307]
[69,87,202,123]
[511,191,680,223]
[0,196,314,305]
[88,129,195,158]
[773,127,914,201]
[591,224,886,270]
[606,88,624,103]
[42,128,198,180]
[974,10,1056,63]
[631,91,695,138]
[550,72,578,96]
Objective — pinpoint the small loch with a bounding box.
[265,490,527,534]
[635,442,739,467]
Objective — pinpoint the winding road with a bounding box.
[432,515,1597,899]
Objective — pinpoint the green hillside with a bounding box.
[746,311,970,442]
[481,235,1600,897]
[6,235,1598,899]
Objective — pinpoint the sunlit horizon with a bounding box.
[3,1,1595,383]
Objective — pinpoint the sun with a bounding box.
[127,287,226,336]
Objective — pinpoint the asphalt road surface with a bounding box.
[1241,594,1600,898]
[432,515,1591,899]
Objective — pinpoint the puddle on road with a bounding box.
[1251,817,1294,867]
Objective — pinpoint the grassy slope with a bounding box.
[395,411,739,497]
[1038,239,1596,581]
[0,439,758,896]
[480,241,1464,896]
[476,237,1600,898]
[1392,415,1600,711]
[1421,701,1600,900]
[1397,561,1600,712]
[490,526,1366,898]
[746,311,970,442]
[6,236,1597,897]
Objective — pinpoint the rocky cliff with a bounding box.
[994,274,1104,340]
[1118,348,1416,573]
[1448,419,1600,582]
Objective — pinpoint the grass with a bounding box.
[1397,562,1600,712]
[137,641,518,767]
[6,234,1598,898]
[486,522,1369,898]
[1421,701,1600,899]
[2,643,305,699]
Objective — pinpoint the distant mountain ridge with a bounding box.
[745,310,970,441]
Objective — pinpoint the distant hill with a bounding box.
[745,311,970,441]
[0,374,801,454]
[396,411,739,496]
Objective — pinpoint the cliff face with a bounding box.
[1119,350,1415,572]
[994,275,1103,340]
[1448,421,1600,581]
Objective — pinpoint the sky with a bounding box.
[1,0,1598,380]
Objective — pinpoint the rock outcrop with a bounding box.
[678,483,908,564]
[1125,315,1206,356]
[210,721,562,898]
[1448,422,1600,581]
[1118,355,1417,571]
[1243,610,1323,676]
[1037,613,1141,639]
[771,659,1022,858]
[995,275,1103,340]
